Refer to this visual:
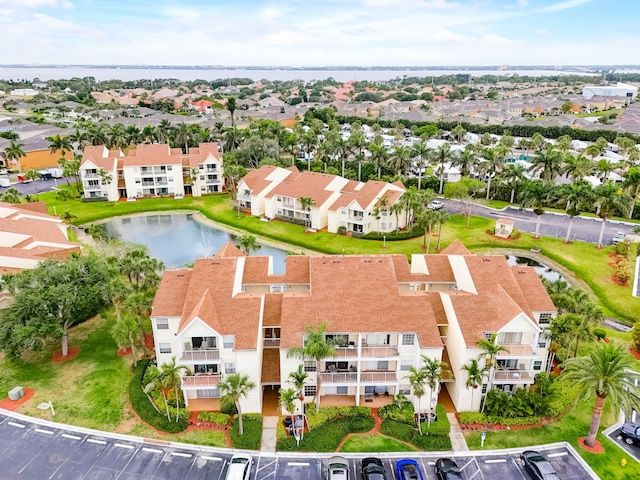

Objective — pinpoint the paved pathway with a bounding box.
[260,416,278,452]
[447,413,470,452]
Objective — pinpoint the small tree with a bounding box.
[279,388,297,417]
[219,373,256,435]
[237,234,261,255]
[462,359,488,411]
[405,365,427,435]
[110,315,141,367]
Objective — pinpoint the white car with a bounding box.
[225,454,253,480]
[612,231,626,244]
[327,456,350,480]
[428,200,444,210]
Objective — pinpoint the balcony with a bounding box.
[155,180,168,186]
[142,181,155,187]
[264,338,280,348]
[492,369,533,383]
[206,166,217,172]
[179,349,221,362]
[496,345,535,357]
[84,183,101,191]
[319,371,398,384]
[83,173,99,179]
[181,374,221,388]
[361,346,399,358]
[360,371,397,383]
[319,372,358,383]
[349,215,365,223]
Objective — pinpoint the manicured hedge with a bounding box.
[277,416,375,452]
[197,411,230,426]
[458,412,540,427]
[229,414,262,450]
[305,405,371,430]
[129,359,188,433]
[362,227,424,241]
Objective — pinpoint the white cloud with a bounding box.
[536,0,593,13]
[0,0,72,8]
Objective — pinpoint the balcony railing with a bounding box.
[155,180,168,186]
[497,345,535,357]
[333,346,399,358]
[319,372,358,383]
[179,349,221,362]
[492,369,533,383]
[83,173,99,179]
[360,371,397,383]
[142,181,154,187]
[264,338,280,348]
[84,183,101,190]
[181,374,221,388]
[349,216,365,222]
[319,371,398,384]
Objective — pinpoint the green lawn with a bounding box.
[340,434,417,452]
[575,108,622,118]
[465,398,640,479]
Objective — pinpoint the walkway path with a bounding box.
[447,413,469,452]
[260,416,278,452]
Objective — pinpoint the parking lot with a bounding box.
[606,424,640,463]
[0,411,598,479]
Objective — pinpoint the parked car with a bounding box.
[327,456,349,480]
[620,422,640,445]
[361,457,387,480]
[395,459,425,480]
[520,451,559,480]
[224,454,253,480]
[612,231,627,244]
[434,458,462,479]
[428,200,444,210]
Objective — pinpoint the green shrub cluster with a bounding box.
[304,405,371,430]
[277,416,374,452]
[220,396,238,414]
[129,360,188,433]
[362,227,424,241]
[197,411,230,426]
[378,401,414,423]
[380,418,451,451]
[458,412,540,426]
[545,382,581,418]
[230,414,262,450]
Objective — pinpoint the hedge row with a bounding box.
[458,412,541,427]
[362,227,425,241]
[380,418,452,451]
[277,416,375,452]
[129,360,188,433]
[197,411,230,426]
[304,405,371,430]
[229,414,262,450]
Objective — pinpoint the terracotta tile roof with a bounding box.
[182,142,222,168]
[152,269,192,316]
[124,144,183,167]
[511,266,556,313]
[439,240,472,255]
[265,171,340,206]
[214,241,244,258]
[81,146,122,170]
[262,294,283,327]
[261,348,281,383]
[241,165,292,194]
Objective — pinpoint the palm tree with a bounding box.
[219,373,256,434]
[226,97,237,127]
[501,164,526,204]
[279,387,298,417]
[557,182,593,243]
[286,322,337,412]
[477,334,508,403]
[59,210,77,223]
[288,364,309,414]
[369,143,389,179]
[416,207,438,252]
[47,134,73,160]
[433,143,454,194]
[298,196,315,229]
[530,148,562,181]
[451,148,478,178]
[124,290,153,358]
[623,167,640,219]
[4,140,26,171]
[480,146,507,200]
[593,183,631,248]
[519,180,553,239]
[333,137,351,178]
[422,356,448,428]
[562,153,593,182]
[348,131,366,181]
[433,209,450,251]
[594,159,616,184]
[560,341,640,447]
[450,124,466,143]
[160,357,189,422]
[390,145,412,177]
[462,359,487,411]
[301,131,318,172]
[111,315,141,367]
[411,142,430,190]
[99,275,130,322]
[405,365,427,435]
[237,234,261,255]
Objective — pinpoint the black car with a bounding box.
[621,422,640,445]
[434,458,462,480]
[520,451,559,480]
[361,457,387,480]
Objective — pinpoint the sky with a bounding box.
[0,0,638,67]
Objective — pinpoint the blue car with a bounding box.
[395,459,424,480]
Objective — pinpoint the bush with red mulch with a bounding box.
[52,346,80,362]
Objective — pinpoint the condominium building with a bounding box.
[150,240,555,414]
[236,165,407,234]
[79,143,223,201]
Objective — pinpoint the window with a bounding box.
[401,333,415,346]
[341,208,347,215]
[499,332,522,345]
[135,179,141,184]
[380,223,387,230]
[196,389,220,398]
[377,361,389,370]
[483,332,495,341]
[155,318,169,330]
[166,165,172,171]
[168,177,173,182]
[538,313,553,325]
[533,361,543,371]
[159,343,171,354]
[336,386,348,395]
[304,385,316,397]
[200,175,205,181]
[400,360,412,371]
[225,363,236,374]
[481,384,488,394]
[304,361,316,372]
[198,164,204,170]
[537,334,547,348]
[398,385,411,395]
[270,284,285,293]
[223,335,235,349]
[381,211,388,216]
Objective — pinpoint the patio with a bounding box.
[186,398,220,411]
[319,394,394,408]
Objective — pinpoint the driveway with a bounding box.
[0,410,599,480]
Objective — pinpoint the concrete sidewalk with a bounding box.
[260,416,279,452]
[447,412,469,451]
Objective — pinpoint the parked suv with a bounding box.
[621,422,640,445]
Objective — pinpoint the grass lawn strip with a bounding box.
[340,434,417,452]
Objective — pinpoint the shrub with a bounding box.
[277,416,374,452]
[220,395,238,414]
[337,226,347,236]
[362,227,424,241]
[632,323,640,352]
[129,360,188,433]
[592,327,606,341]
[457,412,540,426]
[304,405,371,430]
[510,228,520,239]
[230,414,262,450]
[379,401,414,424]
[458,412,486,425]
[197,412,230,426]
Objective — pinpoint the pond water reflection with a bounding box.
[102,213,289,273]
[505,255,567,284]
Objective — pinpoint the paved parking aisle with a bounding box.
[0,411,599,480]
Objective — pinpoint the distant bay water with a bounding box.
[0,66,605,82]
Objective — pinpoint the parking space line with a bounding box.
[114,443,134,449]
[288,462,310,466]
[460,458,475,470]
[35,428,54,435]
[61,434,81,440]
[86,438,106,445]
[171,452,192,458]
[8,421,25,428]
[142,447,163,454]
[484,459,507,463]
[257,458,277,472]
[201,456,223,461]
[547,452,567,458]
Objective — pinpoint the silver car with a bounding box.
[327,456,350,480]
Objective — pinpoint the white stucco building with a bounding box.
[582,82,638,100]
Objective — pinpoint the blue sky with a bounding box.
[0,0,637,66]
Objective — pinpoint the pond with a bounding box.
[505,255,567,284]
[102,213,289,273]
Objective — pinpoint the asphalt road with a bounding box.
[1,177,73,197]
[607,424,640,462]
[0,410,598,480]
[441,198,636,246]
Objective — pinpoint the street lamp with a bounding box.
[383,235,386,249]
